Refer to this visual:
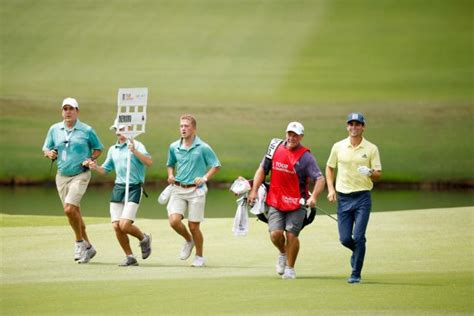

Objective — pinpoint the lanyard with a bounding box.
[62,128,74,161]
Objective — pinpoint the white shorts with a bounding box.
[110,202,140,222]
[166,185,207,222]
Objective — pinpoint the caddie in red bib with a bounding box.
[266,144,308,211]
[248,121,326,280]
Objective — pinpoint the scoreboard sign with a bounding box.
[116,87,148,138]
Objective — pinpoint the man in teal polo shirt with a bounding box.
[43,97,103,264]
[90,120,153,267]
[166,114,221,267]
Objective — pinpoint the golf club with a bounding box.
[315,205,338,222]
[48,149,57,176]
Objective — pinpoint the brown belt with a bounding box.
[174,181,196,188]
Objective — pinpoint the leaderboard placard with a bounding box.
[116,87,148,138]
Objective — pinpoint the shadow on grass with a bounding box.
[86,261,257,269]
[87,261,190,268]
[205,265,269,269]
[297,275,341,280]
[85,261,124,267]
[297,275,440,287]
[362,280,441,287]
[136,264,269,269]
[83,263,444,287]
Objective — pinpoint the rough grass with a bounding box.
[1,99,473,183]
[1,207,473,315]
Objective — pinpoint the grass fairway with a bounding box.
[1,207,473,315]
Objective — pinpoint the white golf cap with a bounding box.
[286,121,304,135]
[62,97,79,109]
[110,118,126,131]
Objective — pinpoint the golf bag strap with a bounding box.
[263,138,283,175]
[265,138,283,160]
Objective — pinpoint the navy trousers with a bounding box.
[337,190,371,278]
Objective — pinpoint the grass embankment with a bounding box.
[1,207,473,314]
[1,0,472,183]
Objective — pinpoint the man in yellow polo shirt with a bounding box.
[326,112,382,284]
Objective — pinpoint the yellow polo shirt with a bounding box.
[326,137,382,194]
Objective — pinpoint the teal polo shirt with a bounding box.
[102,140,150,184]
[43,119,103,176]
[167,136,221,184]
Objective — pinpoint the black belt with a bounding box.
[174,181,196,188]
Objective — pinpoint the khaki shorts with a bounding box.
[56,171,91,207]
[110,202,140,222]
[167,185,207,222]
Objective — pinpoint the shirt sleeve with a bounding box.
[137,142,150,157]
[42,126,55,151]
[203,144,221,168]
[305,152,323,180]
[370,145,382,171]
[326,144,338,168]
[88,127,104,151]
[166,145,176,167]
[102,148,114,173]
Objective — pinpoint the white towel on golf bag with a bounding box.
[230,177,251,195]
[233,195,249,236]
[250,184,268,216]
[157,185,173,205]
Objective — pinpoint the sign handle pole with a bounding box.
[125,140,131,204]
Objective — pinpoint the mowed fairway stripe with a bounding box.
[1,207,473,314]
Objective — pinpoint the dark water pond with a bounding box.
[1,186,472,219]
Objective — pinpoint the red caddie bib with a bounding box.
[266,144,308,211]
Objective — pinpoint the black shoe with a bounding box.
[347,275,361,284]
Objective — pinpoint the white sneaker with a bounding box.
[140,233,152,260]
[78,245,97,264]
[282,267,296,280]
[74,241,86,261]
[118,256,139,267]
[180,240,194,260]
[276,253,287,275]
[191,256,205,267]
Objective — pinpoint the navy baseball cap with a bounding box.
[347,112,365,124]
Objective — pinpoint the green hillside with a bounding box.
[1,0,472,182]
